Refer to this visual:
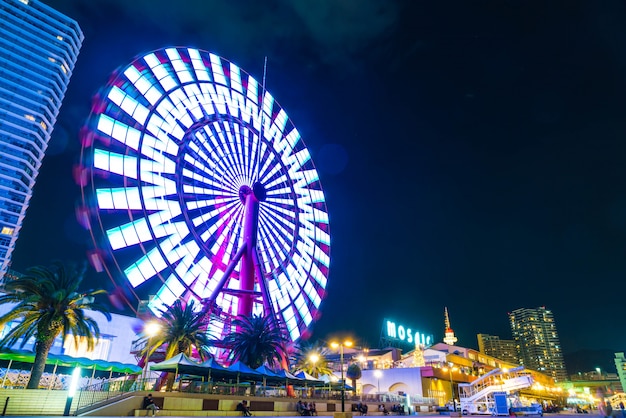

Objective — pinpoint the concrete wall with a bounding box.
[0,388,77,415]
[360,367,424,396]
[82,392,369,416]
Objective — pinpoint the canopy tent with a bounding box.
[294,370,325,387]
[318,374,354,390]
[224,361,262,384]
[197,357,231,381]
[0,349,141,373]
[255,364,283,386]
[273,368,305,385]
[150,353,209,376]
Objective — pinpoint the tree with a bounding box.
[346,363,362,391]
[0,262,111,389]
[292,341,333,378]
[136,299,211,391]
[138,299,211,361]
[222,314,288,369]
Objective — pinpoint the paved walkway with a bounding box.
[3,414,589,418]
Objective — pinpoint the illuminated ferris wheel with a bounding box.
[79,47,331,343]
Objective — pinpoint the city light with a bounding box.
[143,321,161,384]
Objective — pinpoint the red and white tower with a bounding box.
[443,307,458,346]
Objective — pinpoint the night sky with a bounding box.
[10,0,626,358]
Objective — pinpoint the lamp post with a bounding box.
[331,340,353,412]
[63,367,81,416]
[444,362,456,412]
[143,321,161,387]
[374,369,383,394]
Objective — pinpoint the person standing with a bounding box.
[599,400,613,418]
[619,401,624,418]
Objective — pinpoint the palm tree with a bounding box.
[0,262,111,389]
[222,314,288,369]
[139,299,209,390]
[135,299,211,391]
[137,299,211,361]
[292,341,333,378]
[346,363,362,391]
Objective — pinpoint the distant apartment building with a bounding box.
[0,0,83,277]
[508,306,568,382]
[615,352,626,393]
[477,333,519,364]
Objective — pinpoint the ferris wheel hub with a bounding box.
[239,182,266,203]
[253,181,267,202]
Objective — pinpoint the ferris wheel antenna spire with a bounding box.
[255,56,268,182]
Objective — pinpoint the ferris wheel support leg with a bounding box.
[203,244,246,307]
[238,190,261,317]
[253,250,290,369]
[253,249,275,319]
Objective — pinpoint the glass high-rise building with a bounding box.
[0,0,83,276]
[508,306,568,382]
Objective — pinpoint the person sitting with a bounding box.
[296,400,310,416]
[142,393,159,417]
[236,400,252,417]
[308,402,317,416]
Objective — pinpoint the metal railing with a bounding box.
[74,377,158,413]
[72,376,437,414]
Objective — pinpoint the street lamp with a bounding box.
[143,321,161,385]
[309,353,320,377]
[443,362,457,412]
[63,367,81,416]
[331,340,353,412]
[374,369,383,394]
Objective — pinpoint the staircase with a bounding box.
[459,367,534,414]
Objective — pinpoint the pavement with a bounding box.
[0,415,592,418]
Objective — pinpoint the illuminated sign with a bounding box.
[384,319,433,347]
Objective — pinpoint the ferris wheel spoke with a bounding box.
[181,175,235,197]
[212,123,244,180]
[184,145,240,193]
[252,139,268,181]
[257,220,291,264]
[265,186,292,198]
[259,160,281,185]
[242,129,254,181]
[222,123,248,181]
[190,198,238,228]
[183,147,226,182]
[263,174,288,190]
[201,203,243,244]
[261,203,296,231]
[232,124,251,181]
[259,211,295,249]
